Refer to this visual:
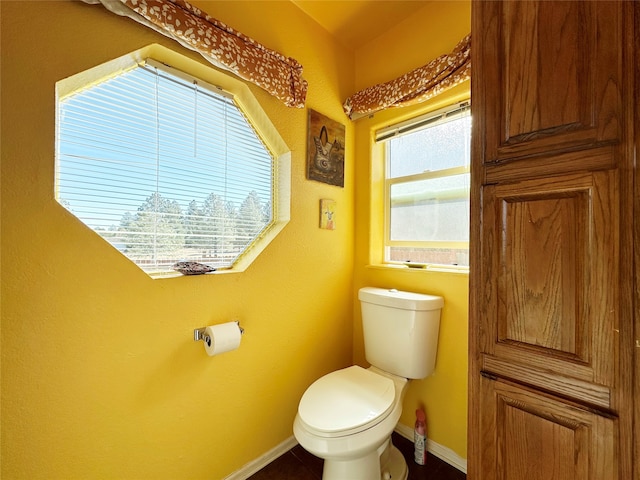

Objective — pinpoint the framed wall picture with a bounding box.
[307,109,345,187]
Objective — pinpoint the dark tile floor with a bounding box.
[248,432,466,480]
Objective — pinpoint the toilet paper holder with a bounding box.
[194,321,244,347]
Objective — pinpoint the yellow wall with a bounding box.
[1,1,354,479]
[352,1,471,459]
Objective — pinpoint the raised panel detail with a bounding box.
[478,378,617,480]
[505,1,586,141]
[480,170,619,400]
[500,191,584,357]
[476,1,622,163]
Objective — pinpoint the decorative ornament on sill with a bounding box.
[173,261,216,275]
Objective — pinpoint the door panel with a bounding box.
[478,377,617,480]
[479,170,618,407]
[477,1,623,163]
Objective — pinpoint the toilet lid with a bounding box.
[298,366,395,434]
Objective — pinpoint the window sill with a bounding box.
[150,267,237,280]
[366,263,469,275]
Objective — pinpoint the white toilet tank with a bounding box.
[358,287,444,379]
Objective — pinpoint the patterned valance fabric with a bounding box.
[344,34,471,119]
[83,0,308,108]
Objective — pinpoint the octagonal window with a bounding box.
[56,50,290,278]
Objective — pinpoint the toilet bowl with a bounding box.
[293,366,409,480]
[294,287,444,480]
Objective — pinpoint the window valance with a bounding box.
[83,0,308,108]
[343,34,470,119]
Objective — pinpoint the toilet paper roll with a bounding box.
[203,322,242,356]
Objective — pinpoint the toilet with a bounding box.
[293,287,444,480]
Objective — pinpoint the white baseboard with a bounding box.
[223,435,298,480]
[225,425,467,479]
[394,423,467,474]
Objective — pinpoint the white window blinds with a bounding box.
[56,60,275,276]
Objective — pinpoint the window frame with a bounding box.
[379,101,471,271]
[55,44,291,279]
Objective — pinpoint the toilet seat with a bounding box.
[297,366,396,438]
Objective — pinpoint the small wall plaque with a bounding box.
[319,199,336,230]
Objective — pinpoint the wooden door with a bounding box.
[468,1,635,479]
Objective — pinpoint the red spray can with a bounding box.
[414,409,427,465]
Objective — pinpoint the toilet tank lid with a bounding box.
[358,287,444,311]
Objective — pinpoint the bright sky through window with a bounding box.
[56,60,278,277]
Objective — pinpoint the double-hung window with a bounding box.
[378,102,471,269]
